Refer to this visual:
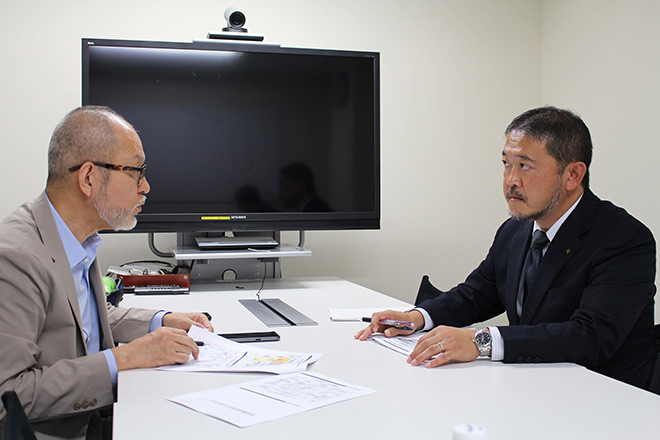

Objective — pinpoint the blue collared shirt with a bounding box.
[46,196,177,386]
[46,197,166,385]
[48,199,103,350]
[47,197,120,378]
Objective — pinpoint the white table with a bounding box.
[114,277,660,439]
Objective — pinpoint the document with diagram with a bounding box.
[158,326,321,374]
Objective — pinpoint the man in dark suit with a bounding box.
[356,106,656,390]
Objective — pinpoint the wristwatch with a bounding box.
[473,327,492,358]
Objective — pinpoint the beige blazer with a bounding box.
[0,192,157,439]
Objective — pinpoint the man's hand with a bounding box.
[354,310,425,340]
[112,327,200,371]
[162,312,214,332]
[407,326,479,367]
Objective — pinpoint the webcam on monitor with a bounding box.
[207,7,264,41]
[223,7,247,32]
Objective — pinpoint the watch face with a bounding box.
[475,331,491,346]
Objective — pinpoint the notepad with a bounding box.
[328,307,408,322]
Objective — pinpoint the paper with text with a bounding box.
[158,326,321,374]
[369,332,424,356]
[168,371,375,427]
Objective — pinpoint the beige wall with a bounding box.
[1,1,657,319]
[540,0,660,321]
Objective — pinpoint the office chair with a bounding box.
[414,275,444,306]
[1,391,37,440]
[650,324,660,395]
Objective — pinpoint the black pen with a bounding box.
[195,341,204,346]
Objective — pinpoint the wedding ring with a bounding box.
[438,342,445,353]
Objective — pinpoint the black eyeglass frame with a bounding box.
[69,161,147,184]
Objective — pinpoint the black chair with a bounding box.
[414,275,444,306]
[649,324,660,395]
[1,391,36,440]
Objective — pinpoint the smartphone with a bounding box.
[218,331,280,343]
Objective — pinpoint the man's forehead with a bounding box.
[113,135,145,164]
[503,131,548,156]
[108,118,144,160]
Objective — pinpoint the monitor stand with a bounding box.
[239,298,318,327]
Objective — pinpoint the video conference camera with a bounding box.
[206,7,264,41]
[223,7,247,32]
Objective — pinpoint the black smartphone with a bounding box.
[218,331,280,343]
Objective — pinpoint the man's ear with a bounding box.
[76,162,97,197]
[565,161,587,191]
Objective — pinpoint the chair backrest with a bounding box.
[1,391,37,440]
[414,275,444,306]
[650,324,660,395]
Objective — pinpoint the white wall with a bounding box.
[541,0,660,320]
[2,1,656,319]
[0,0,541,307]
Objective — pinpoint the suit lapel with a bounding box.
[506,221,533,325]
[519,189,597,324]
[32,192,88,353]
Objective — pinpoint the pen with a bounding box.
[195,341,204,346]
[361,317,414,331]
[202,312,212,321]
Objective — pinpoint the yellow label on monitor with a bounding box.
[201,216,231,220]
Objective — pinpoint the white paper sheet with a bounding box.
[369,332,424,356]
[328,307,408,322]
[157,326,321,374]
[168,372,375,427]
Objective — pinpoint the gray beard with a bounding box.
[508,179,562,223]
[93,186,141,231]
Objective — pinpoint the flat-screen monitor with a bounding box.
[82,38,380,234]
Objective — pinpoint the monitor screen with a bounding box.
[82,38,380,233]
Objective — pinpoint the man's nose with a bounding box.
[139,176,150,194]
[505,168,521,187]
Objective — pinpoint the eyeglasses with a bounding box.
[69,161,147,185]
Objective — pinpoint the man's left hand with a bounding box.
[162,312,214,333]
[408,326,479,367]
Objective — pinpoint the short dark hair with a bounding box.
[505,106,593,189]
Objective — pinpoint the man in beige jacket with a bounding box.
[0,106,213,439]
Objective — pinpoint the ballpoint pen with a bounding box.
[361,317,414,331]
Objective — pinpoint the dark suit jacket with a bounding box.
[418,189,657,389]
[0,193,157,439]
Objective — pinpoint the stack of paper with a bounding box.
[369,333,424,356]
[158,326,321,374]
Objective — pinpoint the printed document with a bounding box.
[168,371,375,427]
[158,326,321,374]
[369,332,425,356]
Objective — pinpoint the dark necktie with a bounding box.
[517,229,550,316]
